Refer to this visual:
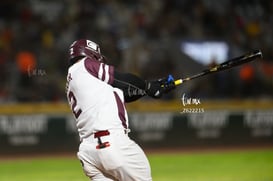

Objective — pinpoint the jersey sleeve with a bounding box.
[112,71,146,102]
[84,58,114,84]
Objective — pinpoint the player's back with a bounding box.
[66,58,127,141]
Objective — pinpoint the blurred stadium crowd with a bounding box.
[0,0,272,103]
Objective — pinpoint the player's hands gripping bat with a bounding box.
[145,75,176,98]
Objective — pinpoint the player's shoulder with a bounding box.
[84,57,100,68]
[83,57,103,75]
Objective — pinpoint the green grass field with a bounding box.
[1,149,273,181]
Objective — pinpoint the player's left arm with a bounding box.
[85,59,176,102]
[112,71,146,102]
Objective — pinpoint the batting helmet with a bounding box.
[69,39,104,65]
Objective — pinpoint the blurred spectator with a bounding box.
[16,51,36,75]
[239,64,255,97]
[15,50,37,101]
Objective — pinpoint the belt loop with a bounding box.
[124,129,131,134]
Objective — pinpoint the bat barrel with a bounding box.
[174,50,263,86]
[254,50,263,58]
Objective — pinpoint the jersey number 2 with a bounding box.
[68,91,82,118]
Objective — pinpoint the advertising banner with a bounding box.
[0,110,272,154]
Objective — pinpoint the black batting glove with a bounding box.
[145,80,163,98]
[145,75,176,99]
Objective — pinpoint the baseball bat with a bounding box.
[173,50,262,86]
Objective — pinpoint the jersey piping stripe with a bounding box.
[98,63,110,83]
[104,65,109,83]
[113,91,127,129]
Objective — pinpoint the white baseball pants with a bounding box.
[77,129,152,181]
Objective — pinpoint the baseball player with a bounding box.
[66,39,175,181]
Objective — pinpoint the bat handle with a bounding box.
[174,79,183,86]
